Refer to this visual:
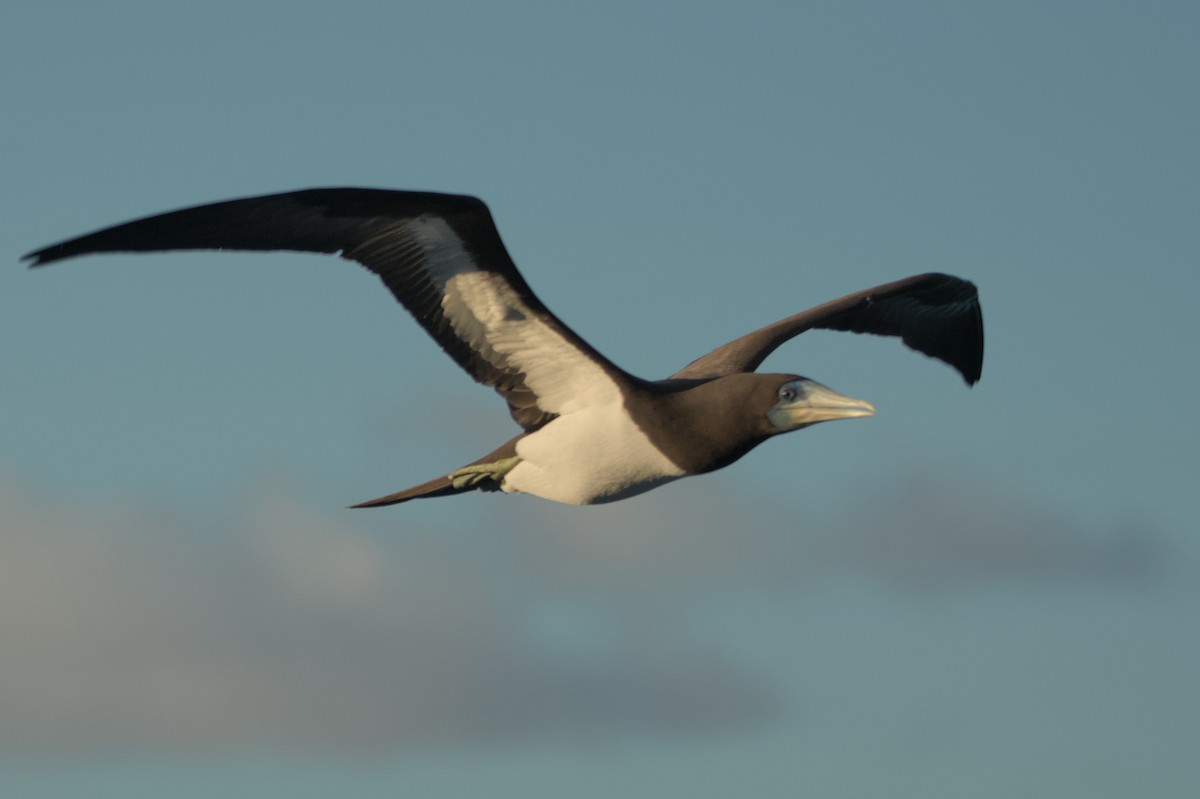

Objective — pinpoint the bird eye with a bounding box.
[779,385,797,402]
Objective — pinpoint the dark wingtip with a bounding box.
[966,354,983,386]
[23,241,84,268]
[960,346,983,386]
[21,248,53,268]
[963,299,984,387]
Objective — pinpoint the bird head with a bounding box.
[765,376,876,432]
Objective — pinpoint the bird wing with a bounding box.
[24,188,635,430]
[670,273,983,384]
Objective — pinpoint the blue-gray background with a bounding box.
[3,2,1197,796]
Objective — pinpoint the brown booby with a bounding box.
[23,189,983,506]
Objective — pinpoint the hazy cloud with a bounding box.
[498,473,1160,596]
[0,467,1162,754]
[0,475,775,754]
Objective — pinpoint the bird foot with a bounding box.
[449,456,521,491]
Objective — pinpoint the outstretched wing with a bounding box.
[671,273,983,384]
[24,188,635,430]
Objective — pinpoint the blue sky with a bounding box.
[2,1,1198,796]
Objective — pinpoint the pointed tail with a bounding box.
[349,436,522,508]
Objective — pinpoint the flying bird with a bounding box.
[24,189,983,506]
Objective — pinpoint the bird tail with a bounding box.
[349,435,522,508]
[349,474,471,507]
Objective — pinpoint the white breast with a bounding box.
[502,400,686,505]
[397,217,682,504]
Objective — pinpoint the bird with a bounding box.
[24,188,983,507]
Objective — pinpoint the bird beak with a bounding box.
[769,379,876,430]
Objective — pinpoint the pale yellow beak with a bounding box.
[768,379,876,431]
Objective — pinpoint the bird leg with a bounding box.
[448,456,522,491]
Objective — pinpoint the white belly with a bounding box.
[502,403,686,505]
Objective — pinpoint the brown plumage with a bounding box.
[24,188,983,506]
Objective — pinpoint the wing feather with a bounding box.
[671,273,983,384]
[24,189,634,430]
